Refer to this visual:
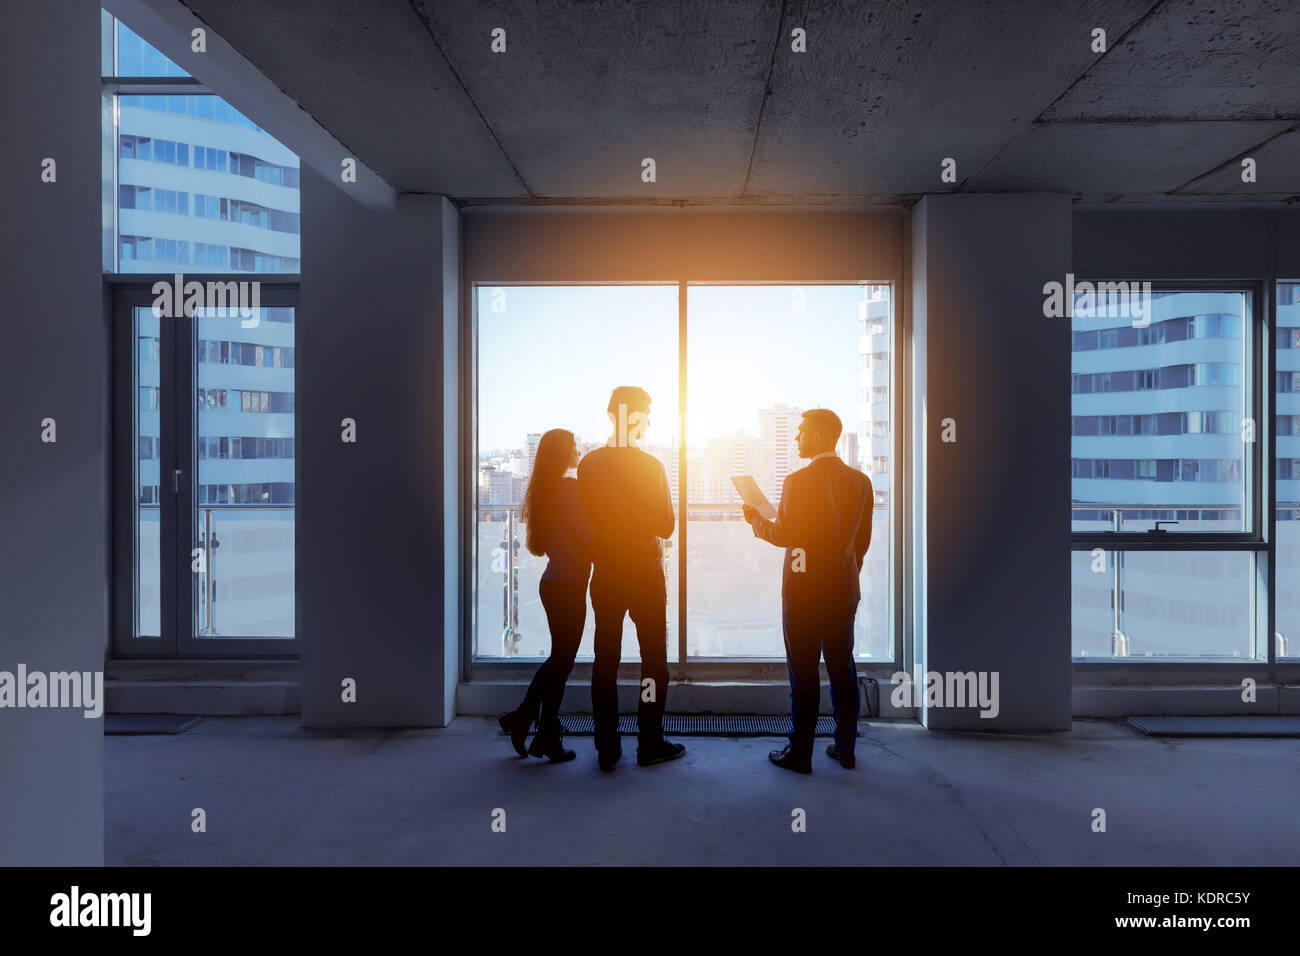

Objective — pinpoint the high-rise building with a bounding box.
[113,24,301,276]
[1071,290,1245,525]
[859,286,891,504]
[759,403,802,496]
[525,433,542,478]
[837,432,859,470]
[1279,283,1300,519]
[706,430,766,503]
[1071,289,1250,657]
[478,465,517,507]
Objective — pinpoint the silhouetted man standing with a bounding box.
[743,408,873,773]
[577,386,685,772]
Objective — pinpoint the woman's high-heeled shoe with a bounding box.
[527,722,577,762]
[498,710,533,758]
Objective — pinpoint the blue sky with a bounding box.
[476,284,881,452]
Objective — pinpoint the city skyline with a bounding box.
[477,399,866,508]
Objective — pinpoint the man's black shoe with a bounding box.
[637,740,686,767]
[768,744,812,774]
[826,743,856,769]
[598,746,623,772]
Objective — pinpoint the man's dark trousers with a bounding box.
[590,559,669,755]
[782,597,859,756]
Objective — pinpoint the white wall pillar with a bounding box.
[911,194,1073,731]
[0,0,107,865]
[299,173,460,727]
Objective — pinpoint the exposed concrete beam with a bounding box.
[104,0,396,209]
[959,0,1168,191]
[739,0,790,200]
[406,0,533,197]
[1171,122,1300,194]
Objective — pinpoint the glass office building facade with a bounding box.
[1071,288,1265,659]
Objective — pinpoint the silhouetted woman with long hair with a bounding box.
[498,428,592,762]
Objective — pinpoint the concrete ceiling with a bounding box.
[180,0,1300,205]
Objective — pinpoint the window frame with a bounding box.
[104,11,303,658]
[461,278,905,680]
[111,278,300,659]
[1070,278,1270,664]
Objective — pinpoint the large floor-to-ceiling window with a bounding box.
[471,279,896,666]
[683,284,893,660]
[473,284,680,662]
[1070,284,1263,660]
[104,11,300,656]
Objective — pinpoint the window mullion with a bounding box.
[171,306,197,651]
[677,275,687,666]
[156,296,179,655]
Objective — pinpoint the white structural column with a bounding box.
[298,167,460,727]
[911,194,1073,731]
[0,0,107,864]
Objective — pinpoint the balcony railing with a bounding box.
[478,500,888,657]
[138,502,293,636]
[1072,502,1245,530]
[195,504,293,636]
[1073,503,1299,659]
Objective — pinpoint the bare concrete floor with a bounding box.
[105,716,1300,866]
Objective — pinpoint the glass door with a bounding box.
[113,283,299,657]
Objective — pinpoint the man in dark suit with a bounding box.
[742,408,873,773]
[577,386,685,772]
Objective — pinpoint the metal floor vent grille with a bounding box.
[527,715,847,737]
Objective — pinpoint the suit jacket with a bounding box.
[750,455,874,609]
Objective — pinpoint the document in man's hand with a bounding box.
[730,475,777,520]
